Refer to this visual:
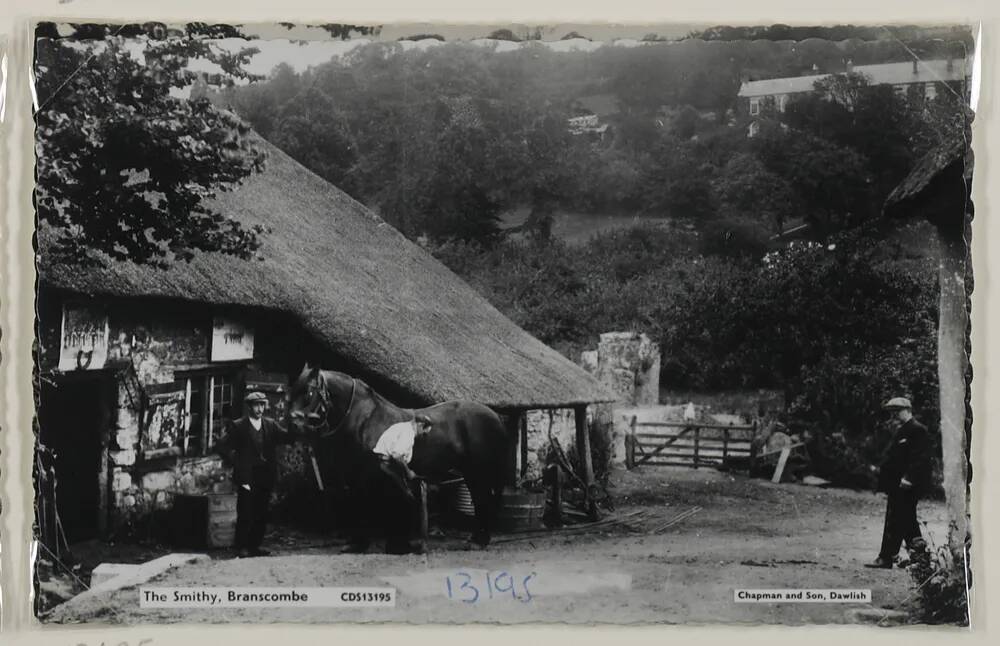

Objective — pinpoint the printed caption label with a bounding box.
[140,587,395,608]
[734,589,872,603]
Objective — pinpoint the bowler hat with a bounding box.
[882,397,912,410]
[244,391,268,404]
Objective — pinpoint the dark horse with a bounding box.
[288,365,511,550]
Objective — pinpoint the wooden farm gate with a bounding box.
[625,417,756,469]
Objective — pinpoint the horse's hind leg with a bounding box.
[466,478,496,548]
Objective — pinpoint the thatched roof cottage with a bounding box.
[35,140,613,542]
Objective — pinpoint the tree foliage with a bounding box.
[35,25,268,265]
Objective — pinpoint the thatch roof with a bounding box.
[884,134,973,217]
[38,141,613,408]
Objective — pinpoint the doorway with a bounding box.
[37,376,110,543]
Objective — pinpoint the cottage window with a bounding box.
[749,98,760,116]
[176,370,238,456]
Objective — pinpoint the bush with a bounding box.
[906,533,970,625]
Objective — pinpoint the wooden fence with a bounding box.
[625,417,756,469]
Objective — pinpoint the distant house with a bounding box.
[567,114,609,136]
[738,58,972,137]
[567,93,619,138]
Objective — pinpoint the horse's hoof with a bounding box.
[341,543,369,554]
[385,541,418,555]
[470,532,491,548]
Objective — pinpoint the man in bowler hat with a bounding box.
[865,397,932,569]
[217,391,297,558]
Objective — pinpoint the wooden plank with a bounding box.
[771,447,792,483]
[758,441,805,459]
[640,460,722,468]
[636,443,751,452]
[635,422,755,430]
[636,443,751,455]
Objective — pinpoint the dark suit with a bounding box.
[876,417,933,560]
[217,415,294,551]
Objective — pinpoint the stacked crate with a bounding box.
[171,493,238,549]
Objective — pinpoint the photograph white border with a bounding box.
[1,0,996,643]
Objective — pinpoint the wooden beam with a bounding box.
[574,405,598,520]
[771,447,792,483]
[519,412,528,482]
[636,421,755,431]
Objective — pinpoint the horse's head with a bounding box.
[288,363,357,439]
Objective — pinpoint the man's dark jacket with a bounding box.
[217,416,294,486]
[877,418,933,494]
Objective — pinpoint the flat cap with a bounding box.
[244,391,268,404]
[882,397,912,410]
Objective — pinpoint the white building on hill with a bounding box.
[738,58,971,137]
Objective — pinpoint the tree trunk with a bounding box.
[937,233,969,562]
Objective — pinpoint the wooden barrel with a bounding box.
[496,490,545,532]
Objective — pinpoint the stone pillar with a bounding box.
[937,233,969,562]
[584,332,660,407]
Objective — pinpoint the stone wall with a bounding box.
[522,409,577,482]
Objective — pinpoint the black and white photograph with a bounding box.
[28,19,974,626]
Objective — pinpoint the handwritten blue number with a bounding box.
[494,572,515,600]
[520,572,536,603]
[446,576,453,599]
[455,571,479,604]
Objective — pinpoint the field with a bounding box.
[43,466,949,626]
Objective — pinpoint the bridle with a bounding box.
[300,372,357,439]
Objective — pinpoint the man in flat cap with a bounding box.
[217,391,297,558]
[865,397,932,569]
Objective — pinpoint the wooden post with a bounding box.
[626,415,637,469]
[519,412,529,482]
[548,464,564,527]
[693,426,700,469]
[418,480,429,554]
[574,405,598,520]
[500,410,520,487]
[722,427,730,465]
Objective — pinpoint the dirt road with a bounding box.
[45,467,949,625]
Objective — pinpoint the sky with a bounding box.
[196,34,667,78]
